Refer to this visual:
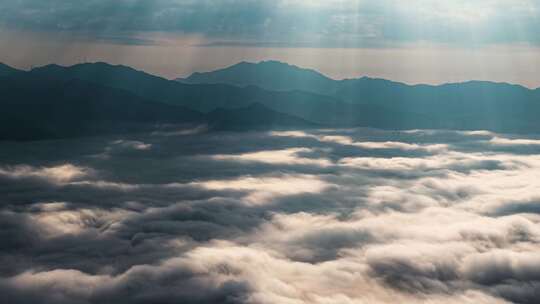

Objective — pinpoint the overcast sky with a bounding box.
[1,0,539,87]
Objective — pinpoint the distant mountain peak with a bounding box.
[229,60,289,67]
[214,60,310,73]
[29,61,171,84]
[231,60,253,67]
[32,61,142,74]
[178,59,334,93]
[72,61,140,72]
[258,60,292,66]
[30,63,65,73]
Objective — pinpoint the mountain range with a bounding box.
[1,60,540,140]
[179,61,540,130]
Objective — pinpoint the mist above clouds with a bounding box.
[1,127,540,303]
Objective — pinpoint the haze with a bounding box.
[1,0,540,87]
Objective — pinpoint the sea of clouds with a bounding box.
[1,127,539,304]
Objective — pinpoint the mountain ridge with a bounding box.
[0,71,318,140]
[0,63,23,77]
[178,60,535,92]
[176,60,540,128]
[27,61,340,113]
[2,61,540,141]
[178,60,337,95]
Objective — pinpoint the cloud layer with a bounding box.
[1,127,540,303]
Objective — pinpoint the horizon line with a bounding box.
[3,60,539,91]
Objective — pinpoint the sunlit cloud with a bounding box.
[31,206,132,237]
[212,148,332,167]
[0,164,90,183]
[2,129,540,303]
[271,130,448,152]
[490,136,540,146]
[109,140,152,151]
[192,174,333,205]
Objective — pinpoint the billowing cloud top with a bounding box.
[1,0,539,47]
[1,127,540,303]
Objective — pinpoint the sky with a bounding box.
[0,0,539,87]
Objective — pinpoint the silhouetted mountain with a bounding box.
[3,61,540,141]
[25,62,425,128]
[0,73,205,140]
[0,63,22,77]
[207,103,318,130]
[29,62,338,113]
[178,60,540,106]
[178,61,336,94]
[176,60,540,133]
[0,71,324,140]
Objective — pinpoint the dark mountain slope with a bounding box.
[26,62,426,129]
[0,72,325,141]
[175,61,540,133]
[0,63,22,77]
[0,73,205,140]
[177,61,540,121]
[207,103,318,131]
[336,79,539,117]
[29,62,339,113]
[178,61,336,94]
[3,61,540,138]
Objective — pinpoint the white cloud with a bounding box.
[212,148,332,167]
[0,164,90,183]
[271,130,448,152]
[31,207,133,237]
[192,174,333,205]
[490,136,540,146]
[2,129,540,303]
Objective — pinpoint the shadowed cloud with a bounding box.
[1,128,540,303]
